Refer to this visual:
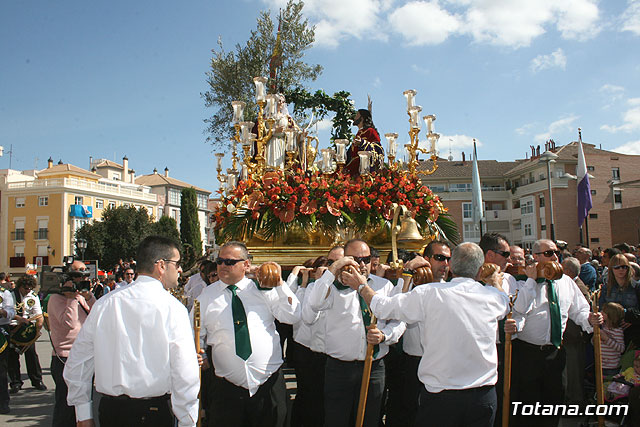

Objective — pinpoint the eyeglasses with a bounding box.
[493,250,511,258]
[534,250,561,258]
[431,254,451,262]
[215,257,246,266]
[613,265,630,271]
[125,272,135,276]
[352,255,371,265]
[159,259,182,268]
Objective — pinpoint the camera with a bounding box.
[40,256,92,294]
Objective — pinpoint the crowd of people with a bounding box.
[0,235,640,426]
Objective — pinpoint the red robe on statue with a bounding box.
[344,127,384,176]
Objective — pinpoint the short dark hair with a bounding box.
[344,239,369,254]
[604,248,622,258]
[16,275,37,289]
[221,241,249,260]
[423,240,451,257]
[385,248,415,264]
[201,260,217,279]
[136,236,180,274]
[312,256,330,269]
[0,272,5,281]
[613,243,631,253]
[479,233,508,255]
[370,246,380,258]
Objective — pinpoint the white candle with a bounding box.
[358,151,371,176]
[424,114,436,134]
[265,95,276,119]
[253,77,267,103]
[321,149,332,172]
[241,164,248,181]
[231,101,246,124]
[409,106,422,128]
[285,130,297,152]
[215,153,224,172]
[403,89,417,111]
[385,133,398,157]
[335,139,347,163]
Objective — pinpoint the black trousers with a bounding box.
[291,342,326,427]
[8,342,43,387]
[208,368,286,427]
[0,326,9,407]
[397,354,422,427]
[510,339,566,427]
[383,346,407,427]
[51,355,76,427]
[416,384,497,427]
[99,394,173,427]
[323,356,385,427]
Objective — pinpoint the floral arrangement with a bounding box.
[213,167,458,243]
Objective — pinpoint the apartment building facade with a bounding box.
[419,142,640,249]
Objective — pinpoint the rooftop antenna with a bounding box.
[448,138,453,161]
[34,156,39,169]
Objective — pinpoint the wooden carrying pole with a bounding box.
[502,291,518,427]
[194,300,202,427]
[591,288,604,427]
[355,314,377,427]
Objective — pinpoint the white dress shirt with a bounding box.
[371,277,509,393]
[185,273,207,311]
[307,270,406,361]
[512,274,592,346]
[196,276,300,396]
[63,275,200,426]
[10,290,42,326]
[0,288,15,326]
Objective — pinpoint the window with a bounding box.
[463,223,481,240]
[108,201,116,209]
[539,196,545,208]
[429,185,446,192]
[35,218,48,239]
[449,183,472,192]
[524,224,532,236]
[168,188,181,205]
[591,190,597,195]
[95,199,104,209]
[462,203,472,220]
[197,194,208,210]
[541,225,547,230]
[112,172,121,181]
[591,238,600,243]
[39,196,48,206]
[614,190,622,204]
[521,200,533,215]
[612,167,620,180]
[16,197,26,208]
[74,196,84,205]
[539,173,545,181]
[589,213,598,219]
[587,166,595,172]
[15,246,24,258]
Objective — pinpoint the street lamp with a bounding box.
[539,151,559,242]
[76,238,87,261]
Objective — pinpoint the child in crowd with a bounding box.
[600,302,626,376]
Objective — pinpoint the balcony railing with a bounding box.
[7,177,158,202]
[34,229,49,239]
[11,230,25,240]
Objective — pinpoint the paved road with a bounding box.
[1,334,55,426]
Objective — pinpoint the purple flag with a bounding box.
[576,138,592,226]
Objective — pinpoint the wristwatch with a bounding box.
[357,283,367,294]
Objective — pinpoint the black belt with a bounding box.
[328,355,382,366]
[513,339,559,352]
[103,393,170,402]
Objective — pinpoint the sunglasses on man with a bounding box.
[534,250,561,258]
[492,250,511,259]
[215,257,246,266]
[431,254,451,262]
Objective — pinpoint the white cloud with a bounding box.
[599,84,626,109]
[373,77,382,88]
[530,48,567,73]
[621,0,640,35]
[554,0,601,41]
[516,123,534,135]
[411,64,430,74]
[534,115,579,142]
[612,140,640,155]
[601,103,640,133]
[415,134,480,161]
[389,2,462,46]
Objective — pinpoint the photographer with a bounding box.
[48,260,95,427]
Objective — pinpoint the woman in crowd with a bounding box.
[600,254,640,345]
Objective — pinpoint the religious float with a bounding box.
[211,77,459,265]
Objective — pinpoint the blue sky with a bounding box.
[2,0,639,194]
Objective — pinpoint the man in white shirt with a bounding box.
[307,239,405,427]
[510,239,601,427]
[352,242,509,427]
[64,235,200,427]
[196,241,300,427]
[116,267,136,288]
[422,240,451,282]
[0,277,16,414]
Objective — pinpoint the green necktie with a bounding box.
[227,285,252,360]
[540,278,562,348]
[333,280,379,358]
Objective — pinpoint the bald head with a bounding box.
[71,260,87,272]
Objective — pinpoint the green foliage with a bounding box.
[180,188,202,268]
[285,88,356,143]
[151,216,181,246]
[76,206,153,269]
[202,0,322,148]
